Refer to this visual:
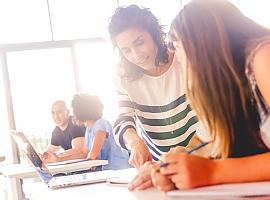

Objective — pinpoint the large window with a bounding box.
[118,0,181,30]
[239,0,270,28]
[1,0,270,163]
[48,0,117,40]
[0,60,11,160]
[74,41,119,122]
[6,48,76,153]
[0,0,51,44]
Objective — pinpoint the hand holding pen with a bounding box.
[160,141,211,168]
[151,141,213,191]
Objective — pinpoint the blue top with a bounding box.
[85,118,131,170]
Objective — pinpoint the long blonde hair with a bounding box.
[171,0,269,158]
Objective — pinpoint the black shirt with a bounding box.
[51,117,86,150]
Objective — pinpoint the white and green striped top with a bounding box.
[113,55,204,161]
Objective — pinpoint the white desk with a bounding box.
[0,160,107,179]
[3,164,270,200]
[24,182,171,200]
[23,181,270,200]
[0,160,107,200]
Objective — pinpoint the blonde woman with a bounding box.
[152,0,270,191]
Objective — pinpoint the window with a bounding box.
[0,0,51,44]
[48,0,118,40]
[118,0,181,30]
[0,60,11,160]
[6,48,76,153]
[74,41,119,123]
[239,0,270,27]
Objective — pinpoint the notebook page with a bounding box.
[167,181,270,197]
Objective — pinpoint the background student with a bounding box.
[151,0,270,191]
[71,94,131,170]
[42,100,86,163]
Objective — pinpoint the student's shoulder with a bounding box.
[95,118,112,127]
[52,126,61,135]
[93,119,112,132]
[253,42,270,68]
[253,41,270,75]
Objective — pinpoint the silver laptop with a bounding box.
[11,131,117,189]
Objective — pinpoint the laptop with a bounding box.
[11,130,117,189]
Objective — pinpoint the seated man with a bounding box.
[42,100,87,163]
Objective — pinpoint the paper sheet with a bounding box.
[167,181,270,197]
[106,168,138,186]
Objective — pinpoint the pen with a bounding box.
[186,141,211,154]
[160,141,211,168]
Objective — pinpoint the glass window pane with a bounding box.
[118,0,181,29]
[49,0,118,40]
[0,0,51,44]
[239,0,270,28]
[7,48,76,152]
[74,41,118,123]
[0,60,11,161]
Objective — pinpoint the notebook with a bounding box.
[167,181,270,198]
[11,130,117,189]
[106,168,137,186]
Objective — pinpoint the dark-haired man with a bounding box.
[42,101,87,163]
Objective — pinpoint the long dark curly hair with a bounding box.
[108,4,168,81]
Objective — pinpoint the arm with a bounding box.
[213,152,270,184]
[56,137,88,161]
[152,152,270,190]
[252,43,270,106]
[87,131,107,160]
[41,144,60,161]
[45,144,60,154]
[113,89,138,151]
[114,87,152,168]
[42,137,88,163]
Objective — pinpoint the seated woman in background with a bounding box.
[71,94,131,170]
[152,0,270,191]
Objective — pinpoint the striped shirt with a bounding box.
[113,55,204,161]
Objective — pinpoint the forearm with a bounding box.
[212,152,270,184]
[45,145,59,154]
[57,148,88,162]
[123,128,143,150]
[58,148,82,156]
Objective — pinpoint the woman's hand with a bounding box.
[151,163,176,192]
[159,153,216,189]
[128,161,155,191]
[129,139,152,169]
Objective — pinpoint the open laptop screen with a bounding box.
[11,131,54,184]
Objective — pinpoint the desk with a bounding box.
[24,182,170,200]
[1,160,107,179]
[0,160,107,200]
[23,181,270,200]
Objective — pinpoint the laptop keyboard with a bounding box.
[52,170,116,186]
